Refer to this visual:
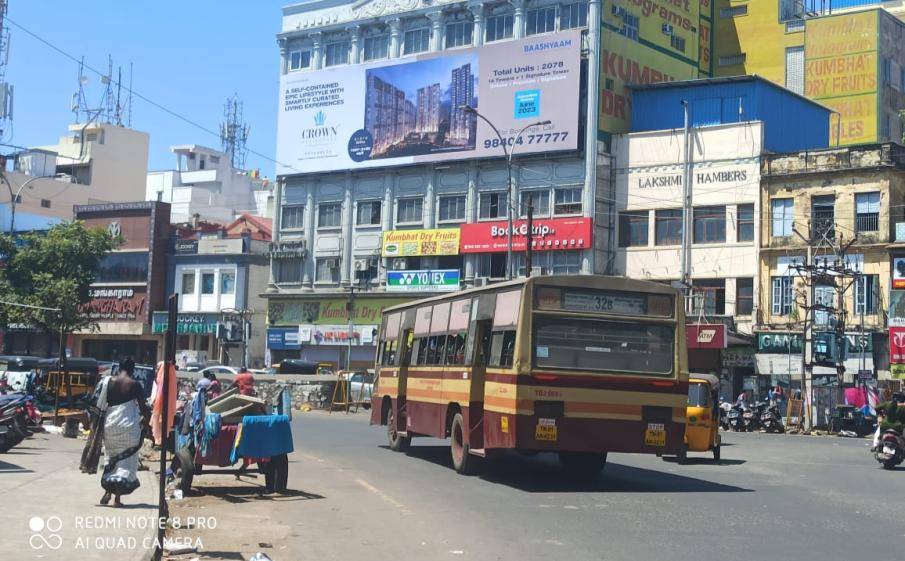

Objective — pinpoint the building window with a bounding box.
[325,41,350,67]
[617,11,640,41]
[779,0,804,22]
[476,253,507,278]
[718,54,746,67]
[736,278,754,316]
[520,189,550,217]
[771,198,793,237]
[655,209,683,246]
[785,46,804,95]
[720,5,748,17]
[479,192,507,220]
[438,194,467,222]
[289,50,312,71]
[554,187,582,215]
[356,200,382,226]
[618,210,649,247]
[485,13,514,42]
[281,205,304,230]
[181,272,196,295]
[561,1,588,29]
[786,19,805,33]
[396,197,423,223]
[691,279,726,315]
[693,206,726,244]
[201,272,215,295]
[526,6,556,36]
[363,35,388,61]
[276,258,303,283]
[316,257,341,283]
[220,272,236,295]
[318,202,342,228]
[855,192,880,233]
[403,28,430,55]
[856,274,879,315]
[771,276,794,316]
[551,250,582,274]
[445,21,473,48]
[811,195,835,242]
[737,204,754,242]
[40,199,51,208]
[670,34,686,53]
[883,57,892,85]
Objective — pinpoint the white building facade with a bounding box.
[267,0,605,369]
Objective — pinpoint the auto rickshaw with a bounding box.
[681,373,721,462]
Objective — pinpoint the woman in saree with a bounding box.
[82,359,151,507]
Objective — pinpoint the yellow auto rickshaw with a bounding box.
[682,373,721,462]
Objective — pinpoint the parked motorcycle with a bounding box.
[727,404,743,432]
[758,399,785,433]
[873,427,905,470]
[718,399,732,431]
[741,404,758,432]
[0,398,31,453]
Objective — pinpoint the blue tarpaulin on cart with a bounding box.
[230,414,293,463]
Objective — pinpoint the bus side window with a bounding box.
[490,330,516,368]
[412,338,425,366]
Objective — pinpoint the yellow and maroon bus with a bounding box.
[370,275,688,477]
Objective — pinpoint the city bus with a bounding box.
[370,275,688,477]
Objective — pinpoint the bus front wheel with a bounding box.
[450,412,479,475]
[387,407,410,452]
[559,452,606,481]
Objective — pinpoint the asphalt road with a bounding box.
[175,412,905,561]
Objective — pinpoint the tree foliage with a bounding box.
[0,221,120,334]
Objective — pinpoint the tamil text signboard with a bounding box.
[277,31,581,174]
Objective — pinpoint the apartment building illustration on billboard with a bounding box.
[364,54,477,158]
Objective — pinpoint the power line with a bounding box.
[5,17,302,175]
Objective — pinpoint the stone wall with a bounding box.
[177,376,340,410]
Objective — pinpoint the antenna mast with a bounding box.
[0,0,14,141]
[220,94,250,169]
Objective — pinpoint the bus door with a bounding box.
[395,309,416,432]
[466,294,496,450]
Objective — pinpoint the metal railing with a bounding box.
[855,212,879,233]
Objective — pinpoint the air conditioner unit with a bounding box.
[354,258,369,272]
[530,266,547,277]
[473,277,489,287]
[392,258,407,270]
[662,23,674,35]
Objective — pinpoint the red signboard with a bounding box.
[890,327,905,364]
[459,217,592,253]
[686,324,727,349]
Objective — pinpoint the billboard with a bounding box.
[894,258,905,289]
[805,11,879,145]
[686,323,727,349]
[381,229,460,257]
[459,217,592,253]
[891,327,905,364]
[276,31,581,174]
[386,270,461,292]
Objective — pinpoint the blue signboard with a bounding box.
[267,327,300,350]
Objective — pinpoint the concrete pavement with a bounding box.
[0,430,160,561]
[158,411,905,561]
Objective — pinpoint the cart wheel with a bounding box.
[272,454,289,492]
[173,447,195,494]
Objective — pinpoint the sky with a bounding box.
[5,0,290,179]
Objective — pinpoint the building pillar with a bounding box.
[512,0,526,39]
[425,172,436,229]
[469,3,484,47]
[427,10,444,52]
[583,0,602,274]
[388,18,402,58]
[268,178,284,288]
[311,32,323,70]
[304,185,315,288]
[278,38,289,75]
[341,174,354,286]
[348,25,361,64]
[464,168,477,285]
[380,176,394,287]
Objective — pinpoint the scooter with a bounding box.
[0,399,31,453]
[741,404,758,432]
[759,400,785,433]
[873,426,905,470]
[718,399,732,431]
[727,405,742,431]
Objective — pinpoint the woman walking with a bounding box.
[81,358,150,507]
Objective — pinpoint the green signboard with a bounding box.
[152,312,218,335]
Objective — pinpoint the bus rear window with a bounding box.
[532,317,674,375]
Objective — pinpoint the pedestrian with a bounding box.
[230,367,256,396]
[736,391,748,407]
[83,358,151,507]
[206,371,222,398]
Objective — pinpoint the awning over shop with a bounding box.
[755,353,874,382]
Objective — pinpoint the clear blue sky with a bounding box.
[6,0,288,179]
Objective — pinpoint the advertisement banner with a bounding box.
[459,217,592,253]
[686,324,727,349]
[599,12,701,134]
[381,229,460,257]
[894,258,905,289]
[386,270,461,292]
[757,333,803,354]
[699,17,712,75]
[298,324,380,346]
[893,364,905,380]
[604,0,701,61]
[890,290,905,326]
[276,31,581,174]
[152,312,219,335]
[805,11,879,145]
[268,297,410,326]
[80,288,147,322]
[891,327,905,364]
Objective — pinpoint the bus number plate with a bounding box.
[644,423,666,447]
[535,419,557,441]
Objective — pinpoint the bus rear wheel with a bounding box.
[559,452,606,481]
[450,412,479,475]
[387,407,410,452]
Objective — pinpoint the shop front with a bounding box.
[151,312,220,366]
[266,296,410,370]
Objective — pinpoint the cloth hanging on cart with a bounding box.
[229,415,293,464]
[200,413,221,458]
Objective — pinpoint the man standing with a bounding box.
[230,368,256,396]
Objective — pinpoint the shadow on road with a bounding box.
[189,485,326,504]
[400,445,754,494]
[0,458,32,473]
[662,457,747,466]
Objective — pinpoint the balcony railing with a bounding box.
[856,212,879,234]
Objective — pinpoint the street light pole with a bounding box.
[461,105,550,280]
[1,173,44,235]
